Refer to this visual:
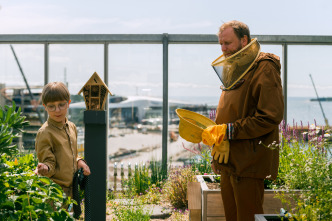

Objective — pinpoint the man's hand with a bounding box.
[202,124,227,146]
[34,163,49,176]
[202,124,230,164]
[211,140,230,164]
[211,161,218,174]
[78,160,91,176]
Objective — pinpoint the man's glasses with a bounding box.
[46,102,68,112]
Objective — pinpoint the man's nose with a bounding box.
[221,45,227,53]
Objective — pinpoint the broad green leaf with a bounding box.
[38,177,51,185]
[0,200,15,210]
[30,196,43,204]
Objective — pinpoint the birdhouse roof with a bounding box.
[78,72,112,95]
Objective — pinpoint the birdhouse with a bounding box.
[78,72,112,110]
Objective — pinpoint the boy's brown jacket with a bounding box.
[35,118,82,188]
[213,52,284,180]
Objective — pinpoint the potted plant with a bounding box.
[259,122,332,220]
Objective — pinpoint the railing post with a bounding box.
[282,43,288,128]
[162,33,169,177]
[43,43,49,122]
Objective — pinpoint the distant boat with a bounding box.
[310,97,332,102]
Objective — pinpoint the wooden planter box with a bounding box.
[188,175,290,221]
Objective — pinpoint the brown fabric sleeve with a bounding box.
[35,130,56,177]
[233,60,284,140]
[72,123,85,164]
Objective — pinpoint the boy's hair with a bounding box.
[41,82,70,105]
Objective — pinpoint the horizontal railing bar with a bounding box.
[1,34,332,45]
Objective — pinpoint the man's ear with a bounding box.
[68,100,71,105]
[241,35,248,47]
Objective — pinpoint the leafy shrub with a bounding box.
[182,143,212,175]
[0,172,73,220]
[0,102,73,220]
[140,184,163,204]
[123,163,151,196]
[149,160,166,187]
[270,122,332,220]
[163,165,198,209]
[109,198,151,221]
[0,102,29,161]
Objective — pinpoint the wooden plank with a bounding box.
[188,182,202,210]
[192,176,300,221]
[206,192,224,216]
[263,190,298,214]
[189,209,202,221]
[263,191,282,214]
[207,217,226,221]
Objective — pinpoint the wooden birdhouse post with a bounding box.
[78,72,112,221]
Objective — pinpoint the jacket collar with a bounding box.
[47,117,68,130]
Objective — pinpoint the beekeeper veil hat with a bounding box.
[211,38,260,90]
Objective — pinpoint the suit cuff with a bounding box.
[226,123,234,140]
[43,162,55,177]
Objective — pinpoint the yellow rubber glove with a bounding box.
[211,141,230,164]
[202,124,227,146]
[202,124,229,164]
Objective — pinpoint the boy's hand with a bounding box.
[34,163,49,176]
[78,160,91,176]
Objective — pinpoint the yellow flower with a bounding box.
[14,158,18,166]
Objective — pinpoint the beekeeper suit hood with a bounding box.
[211,38,260,90]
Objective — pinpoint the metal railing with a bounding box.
[2,33,332,172]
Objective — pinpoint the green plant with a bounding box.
[5,154,38,174]
[109,197,151,221]
[0,101,73,220]
[270,122,332,220]
[182,143,212,175]
[140,184,163,204]
[123,163,151,197]
[163,165,198,209]
[0,102,29,133]
[149,160,166,187]
[168,209,189,221]
[0,172,73,220]
[0,102,29,162]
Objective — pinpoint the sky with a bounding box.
[1,0,332,99]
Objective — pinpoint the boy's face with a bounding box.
[43,100,71,124]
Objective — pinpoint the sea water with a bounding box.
[172,96,332,127]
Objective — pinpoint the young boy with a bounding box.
[35,82,90,197]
